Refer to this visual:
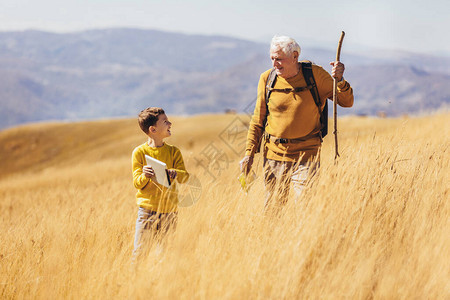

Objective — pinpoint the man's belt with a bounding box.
[265,132,321,144]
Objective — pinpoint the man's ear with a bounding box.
[293,51,299,61]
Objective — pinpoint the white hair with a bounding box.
[270,35,301,56]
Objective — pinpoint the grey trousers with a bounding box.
[263,158,318,209]
[132,207,177,263]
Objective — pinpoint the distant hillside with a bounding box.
[0,114,248,179]
[0,28,449,129]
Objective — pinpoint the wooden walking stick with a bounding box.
[333,31,345,159]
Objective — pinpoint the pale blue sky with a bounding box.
[1,0,449,55]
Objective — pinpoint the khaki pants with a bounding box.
[263,158,318,211]
[132,208,177,263]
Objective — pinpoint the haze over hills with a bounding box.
[0,28,449,129]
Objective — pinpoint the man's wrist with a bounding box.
[337,77,346,88]
[245,150,254,157]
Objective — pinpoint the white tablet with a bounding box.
[145,155,171,187]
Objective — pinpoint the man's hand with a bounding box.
[329,61,345,81]
[239,155,254,175]
[167,169,177,180]
[143,165,155,179]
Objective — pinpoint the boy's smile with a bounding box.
[153,113,172,138]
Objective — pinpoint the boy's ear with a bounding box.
[149,125,156,133]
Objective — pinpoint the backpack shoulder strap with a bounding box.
[301,61,320,106]
[255,68,277,153]
[265,68,278,107]
[254,68,277,154]
[301,61,328,138]
[263,68,277,126]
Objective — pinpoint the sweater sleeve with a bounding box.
[244,71,270,156]
[314,65,354,108]
[132,147,151,189]
[171,147,189,183]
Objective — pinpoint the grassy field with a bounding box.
[0,113,449,299]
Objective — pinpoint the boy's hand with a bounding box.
[143,165,155,179]
[167,169,177,180]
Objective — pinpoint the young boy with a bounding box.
[131,107,189,261]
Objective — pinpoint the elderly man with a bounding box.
[240,35,354,210]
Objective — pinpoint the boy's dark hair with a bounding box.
[138,107,165,134]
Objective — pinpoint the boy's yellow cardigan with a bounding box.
[132,142,189,213]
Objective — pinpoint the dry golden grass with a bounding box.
[0,113,449,299]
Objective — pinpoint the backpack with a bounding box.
[263,61,328,138]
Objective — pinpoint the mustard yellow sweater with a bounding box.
[132,142,189,213]
[245,63,354,163]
